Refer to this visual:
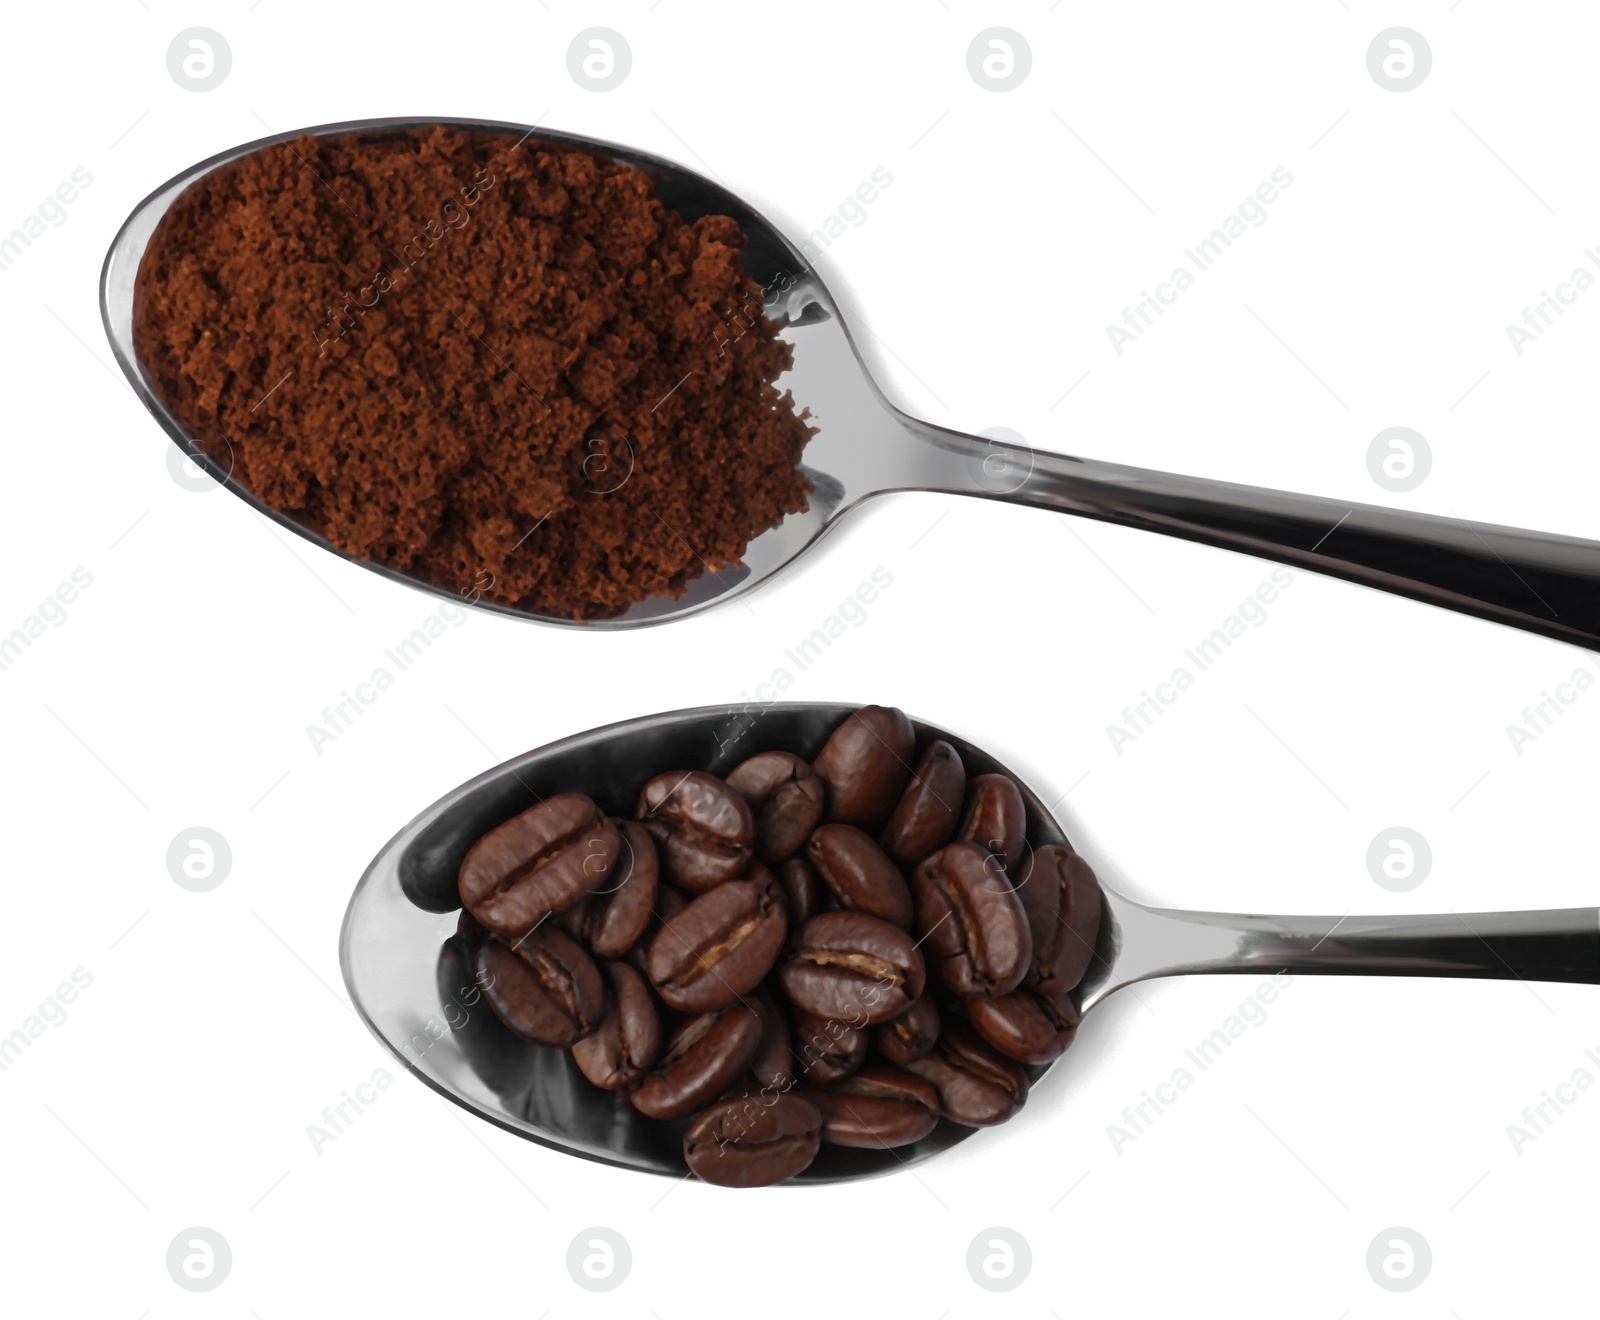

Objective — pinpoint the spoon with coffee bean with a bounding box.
[105,117,1600,637]
[341,702,1600,1187]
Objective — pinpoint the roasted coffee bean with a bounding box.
[968,986,1080,1065]
[902,1022,1029,1126]
[744,861,785,917]
[554,892,592,940]
[1015,845,1103,995]
[725,751,827,863]
[655,884,689,923]
[792,1013,868,1083]
[778,912,925,1027]
[805,1065,941,1148]
[437,935,542,1095]
[724,750,807,802]
[875,994,940,1065]
[571,961,663,1090]
[631,1002,763,1120]
[628,882,690,975]
[957,774,1028,874]
[750,991,794,1090]
[475,929,604,1048]
[911,842,1032,998]
[743,860,806,970]
[684,1090,822,1187]
[636,771,755,893]
[811,705,915,830]
[776,856,826,937]
[879,739,966,868]
[457,906,489,942]
[458,794,621,936]
[805,824,914,929]
[942,1021,1031,1095]
[585,820,660,959]
[647,879,786,1011]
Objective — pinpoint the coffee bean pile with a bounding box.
[456,706,1103,1186]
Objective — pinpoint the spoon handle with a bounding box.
[1118,903,1600,988]
[909,424,1600,651]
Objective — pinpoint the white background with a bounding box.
[2,1,1597,1313]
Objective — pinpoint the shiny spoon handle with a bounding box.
[1098,899,1600,1005]
[905,422,1600,651]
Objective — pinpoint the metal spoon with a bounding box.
[103,117,1600,641]
[340,701,1600,1184]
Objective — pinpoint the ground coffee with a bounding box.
[133,125,812,619]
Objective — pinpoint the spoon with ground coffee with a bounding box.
[105,118,1600,641]
[341,701,1599,1184]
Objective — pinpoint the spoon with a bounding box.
[340,701,1600,1184]
[103,116,1600,642]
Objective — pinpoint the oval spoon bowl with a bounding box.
[338,701,1101,1184]
[100,116,860,628]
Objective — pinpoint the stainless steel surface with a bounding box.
[340,702,1600,1184]
[105,117,1600,643]
[1082,896,1599,1012]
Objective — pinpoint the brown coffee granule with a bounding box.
[132,126,812,619]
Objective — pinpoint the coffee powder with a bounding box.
[133,126,812,619]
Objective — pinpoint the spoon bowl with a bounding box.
[340,701,1097,1182]
[339,701,1599,1184]
[105,117,1600,643]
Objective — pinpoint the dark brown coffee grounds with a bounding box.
[132,125,812,619]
